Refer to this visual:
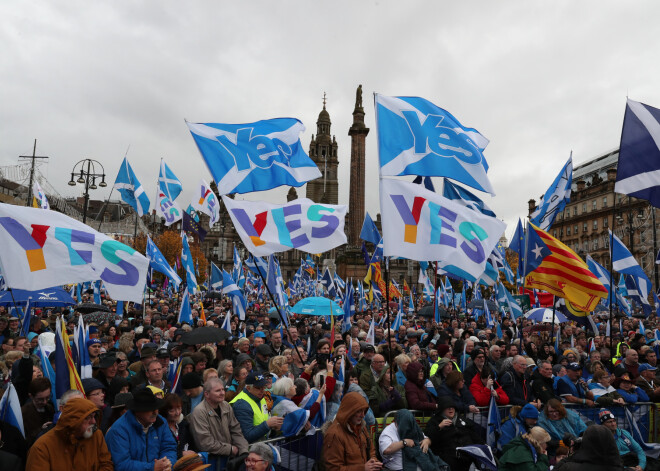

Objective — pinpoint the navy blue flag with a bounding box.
[359,212,381,245]
[183,211,207,241]
[524,226,551,274]
[443,178,496,217]
[509,219,525,270]
[187,118,321,195]
[146,237,182,288]
[320,268,337,298]
[412,175,436,192]
[615,99,660,207]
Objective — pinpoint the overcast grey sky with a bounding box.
[2,1,659,241]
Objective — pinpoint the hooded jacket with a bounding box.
[499,435,550,471]
[404,361,437,411]
[323,391,376,471]
[25,397,113,471]
[554,425,624,471]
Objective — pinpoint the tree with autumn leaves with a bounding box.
[132,231,208,284]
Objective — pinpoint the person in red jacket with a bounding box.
[469,365,509,407]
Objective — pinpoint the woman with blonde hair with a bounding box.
[499,426,551,471]
[268,355,291,381]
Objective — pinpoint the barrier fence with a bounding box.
[250,402,659,470]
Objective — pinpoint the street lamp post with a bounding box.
[68,159,107,224]
[616,208,644,254]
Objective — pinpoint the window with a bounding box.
[603,196,608,208]
[583,223,588,232]
[603,217,608,228]
[583,241,588,251]
[567,227,571,236]
[559,228,563,237]
[593,239,599,250]
[582,203,587,213]
[574,225,579,234]
[573,207,578,216]
[592,200,597,211]
[553,231,557,238]
[593,220,598,230]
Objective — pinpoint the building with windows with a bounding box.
[529,149,658,286]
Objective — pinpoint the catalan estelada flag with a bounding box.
[403,280,410,294]
[524,223,607,312]
[364,262,387,296]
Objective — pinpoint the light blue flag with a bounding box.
[93,280,101,304]
[357,282,368,312]
[37,336,57,408]
[76,283,82,303]
[147,237,182,288]
[222,270,247,320]
[529,156,573,231]
[116,300,124,316]
[245,254,268,279]
[611,230,652,297]
[483,298,494,327]
[442,178,496,217]
[375,94,494,195]
[181,234,198,293]
[187,118,321,194]
[500,282,523,319]
[210,262,223,290]
[360,212,381,245]
[266,255,285,307]
[114,158,151,216]
[654,292,660,316]
[0,383,24,438]
[178,288,192,324]
[232,246,242,283]
[334,272,346,291]
[615,99,660,208]
[185,204,200,222]
[477,261,499,287]
[159,159,183,201]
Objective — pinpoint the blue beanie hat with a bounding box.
[519,403,539,420]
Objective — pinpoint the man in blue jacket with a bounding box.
[106,388,177,471]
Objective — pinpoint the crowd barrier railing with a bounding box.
[260,429,323,471]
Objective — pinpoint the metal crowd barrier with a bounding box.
[260,430,323,471]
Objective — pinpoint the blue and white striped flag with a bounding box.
[187,118,321,194]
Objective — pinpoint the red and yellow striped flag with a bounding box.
[199,301,207,325]
[525,223,607,312]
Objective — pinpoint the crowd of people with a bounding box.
[1,290,659,471]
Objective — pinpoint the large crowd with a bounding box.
[0,290,659,471]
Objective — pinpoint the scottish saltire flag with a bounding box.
[509,219,525,270]
[654,292,660,316]
[221,312,232,332]
[320,268,337,298]
[624,407,660,458]
[266,255,285,308]
[342,283,355,333]
[357,282,368,312]
[0,382,25,438]
[375,94,494,195]
[178,288,192,324]
[245,254,268,279]
[615,99,660,207]
[360,212,381,245]
[483,297,494,327]
[147,237,182,288]
[37,336,57,406]
[529,156,573,231]
[181,234,198,293]
[477,261,499,287]
[54,317,84,400]
[626,275,652,315]
[486,395,501,451]
[159,159,183,201]
[392,306,403,331]
[231,246,242,282]
[191,179,220,226]
[19,298,31,337]
[187,118,321,194]
[498,282,523,319]
[210,262,223,290]
[114,158,150,216]
[75,316,93,379]
[32,180,50,210]
[443,178,496,217]
[611,230,652,286]
[380,178,505,281]
[222,270,247,320]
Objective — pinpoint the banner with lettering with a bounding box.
[379,178,506,282]
[222,196,347,256]
[0,203,149,302]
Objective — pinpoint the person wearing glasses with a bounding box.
[240,442,278,471]
[20,377,54,446]
[26,397,113,471]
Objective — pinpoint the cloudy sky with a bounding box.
[1,1,659,241]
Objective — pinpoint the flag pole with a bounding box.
[609,197,617,354]
[434,262,439,322]
[384,256,393,387]
[550,295,556,346]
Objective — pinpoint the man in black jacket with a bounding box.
[501,355,539,407]
[530,360,559,403]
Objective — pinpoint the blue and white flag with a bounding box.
[624,406,660,458]
[114,158,150,216]
[477,261,499,287]
[266,255,285,308]
[0,382,25,438]
[245,254,268,279]
[342,283,355,333]
[147,237,182,288]
[221,312,232,332]
[626,275,652,315]
[222,269,247,320]
[375,94,494,195]
[159,159,183,201]
[360,212,381,245]
[443,178,496,217]
[611,230,652,297]
[178,288,192,324]
[181,234,198,294]
[187,118,321,194]
[486,395,501,452]
[210,262,223,290]
[615,99,660,207]
[232,246,243,283]
[190,179,220,226]
[19,298,31,338]
[509,219,525,271]
[320,268,337,298]
[75,315,93,379]
[529,156,573,231]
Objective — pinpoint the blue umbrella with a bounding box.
[524,307,568,324]
[0,287,76,307]
[290,297,343,316]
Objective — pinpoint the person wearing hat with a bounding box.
[463,347,488,386]
[499,403,540,447]
[108,392,132,430]
[189,377,249,469]
[172,453,211,471]
[599,408,646,471]
[95,353,120,399]
[25,397,114,471]
[556,362,595,407]
[254,344,274,375]
[106,388,178,471]
[86,338,102,366]
[614,372,650,404]
[636,363,660,402]
[229,371,283,443]
[180,372,204,416]
[82,377,113,433]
